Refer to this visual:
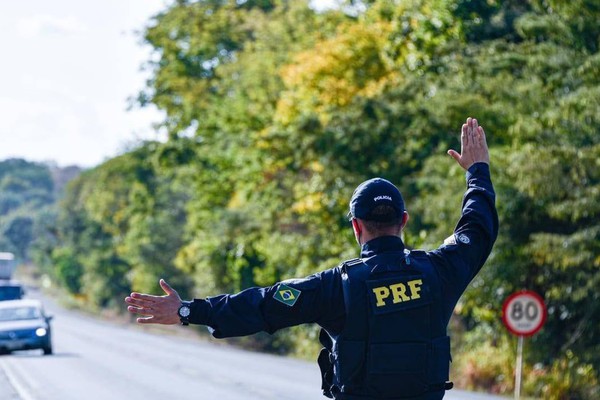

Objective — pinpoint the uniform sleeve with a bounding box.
[188,268,345,339]
[429,162,499,302]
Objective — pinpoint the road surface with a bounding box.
[0,288,506,400]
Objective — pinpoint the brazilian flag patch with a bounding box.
[273,284,301,307]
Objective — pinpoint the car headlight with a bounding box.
[35,328,47,337]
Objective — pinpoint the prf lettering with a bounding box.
[372,279,423,307]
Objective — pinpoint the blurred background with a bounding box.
[0,1,598,399]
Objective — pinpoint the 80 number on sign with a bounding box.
[502,291,547,337]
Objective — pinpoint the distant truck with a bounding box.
[0,253,24,301]
[0,252,16,280]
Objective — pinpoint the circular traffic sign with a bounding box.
[502,291,547,336]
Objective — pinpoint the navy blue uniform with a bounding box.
[187,163,498,397]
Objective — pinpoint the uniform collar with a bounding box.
[360,235,405,258]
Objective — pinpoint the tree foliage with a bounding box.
[41,0,599,397]
[0,159,56,261]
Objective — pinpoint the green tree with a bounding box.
[0,159,54,260]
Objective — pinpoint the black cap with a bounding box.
[348,177,404,221]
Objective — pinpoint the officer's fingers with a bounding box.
[127,306,146,315]
[127,305,155,315]
[467,117,475,139]
[473,125,483,148]
[478,126,488,147]
[130,292,162,302]
[125,296,153,307]
[137,316,157,324]
[471,119,479,145]
[447,149,461,163]
[159,279,177,296]
[125,298,146,309]
[461,123,468,147]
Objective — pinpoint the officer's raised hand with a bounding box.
[447,117,489,170]
[125,279,181,324]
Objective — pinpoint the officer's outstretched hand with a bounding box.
[447,117,490,170]
[125,279,182,325]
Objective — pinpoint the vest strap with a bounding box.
[340,258,370,339]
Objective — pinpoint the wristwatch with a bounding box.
[178,301,192,326]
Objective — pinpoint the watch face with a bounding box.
[179,306,191,318]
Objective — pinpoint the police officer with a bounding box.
[125,117,498,400]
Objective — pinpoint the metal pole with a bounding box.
[515,335,524,399]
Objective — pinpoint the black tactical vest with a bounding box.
[318,251,453,399]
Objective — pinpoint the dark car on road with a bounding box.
[0,299,53,355]
[0,280,25,301]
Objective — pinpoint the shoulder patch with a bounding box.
[445,233,471,245]
[273,284,301,307]
[457,233,471,244]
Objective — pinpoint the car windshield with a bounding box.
[0,306,41,321]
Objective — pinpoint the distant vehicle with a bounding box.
[0,252,16,280]
[0,280,25,301]
[0,252,24,301]
[0,299,53,355]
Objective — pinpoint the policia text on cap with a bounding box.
[125,117,498,400]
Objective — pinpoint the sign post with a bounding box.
[515,335,524,399]
[502,291,547,399]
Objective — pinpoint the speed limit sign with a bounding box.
[502,290,547,337]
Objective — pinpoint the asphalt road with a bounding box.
[0,289,506,400]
